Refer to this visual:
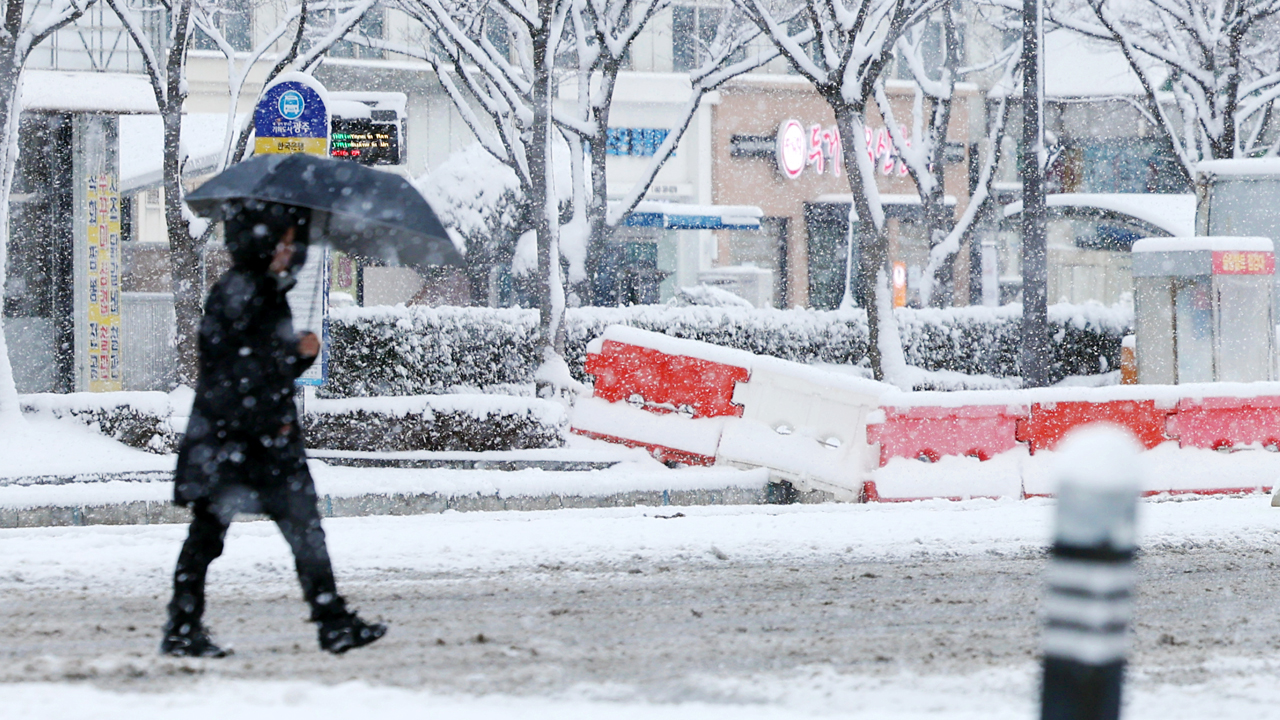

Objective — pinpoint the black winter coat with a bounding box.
[173,268,315,507]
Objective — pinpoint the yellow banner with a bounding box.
[87,173,122,392]
[255,136,329,156]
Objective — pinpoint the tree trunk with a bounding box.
[530,0,564,393]
[0,55,24,416]
[835,105,889,381]
[585,69,616,306]
[164,0,199,388]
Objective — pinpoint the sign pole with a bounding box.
[251,73,332,410]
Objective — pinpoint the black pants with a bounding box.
[167,481,346,628]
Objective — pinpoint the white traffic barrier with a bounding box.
[716,360,886,501]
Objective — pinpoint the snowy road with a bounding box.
[4,497,1280,717]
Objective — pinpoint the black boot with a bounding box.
[160,617,228,658]
[317,613,387,654]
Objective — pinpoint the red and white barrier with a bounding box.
[572,326,885,499]
[572,325,1280,503]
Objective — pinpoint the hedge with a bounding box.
[324,303,1130,397]
[303,395,566,452]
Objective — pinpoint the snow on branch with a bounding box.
[606,12,779,226]
[18,0,97,59]
[1051,0,1280,173]
[294,0,375,70]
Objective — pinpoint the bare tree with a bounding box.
[0,0,101,415]
[1052,0,1280,179]
[195,0,308,170]
[564,0,777,304]
[373,0,575,392]
[107,0,203,386]
[874,0,1020,307]
[736,0,943,385]
[107,0,374,386]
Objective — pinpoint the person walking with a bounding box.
[162,200,385,657]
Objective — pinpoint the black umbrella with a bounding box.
[186,153,463,268]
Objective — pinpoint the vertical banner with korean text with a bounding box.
[86,173,122,391]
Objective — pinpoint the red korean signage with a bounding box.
[1212,251,1275,275]
[776,120,841,180]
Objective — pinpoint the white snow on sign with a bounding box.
[1132,236,1273,253]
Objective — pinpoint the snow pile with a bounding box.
[19,389,187,453]
[0,413,174,479]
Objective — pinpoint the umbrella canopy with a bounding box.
[186,153,463,268]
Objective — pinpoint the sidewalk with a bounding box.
[0,443,819,529]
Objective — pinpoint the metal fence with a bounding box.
[121,292,176,391]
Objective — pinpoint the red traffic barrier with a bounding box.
[866,404,1025,466]
[584,339,750,419]
[1016,400,1171,454]
[1169,395,1280,451]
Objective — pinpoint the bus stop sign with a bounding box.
[254,73,329,156]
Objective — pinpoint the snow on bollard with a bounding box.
[1040,425,1141,720]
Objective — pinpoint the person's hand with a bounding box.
[298,332,320,359]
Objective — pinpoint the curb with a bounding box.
[0,484,834,529]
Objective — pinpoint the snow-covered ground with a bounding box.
[0,415,175,479]
[10,665,1280,720]
[5,494,1280,718]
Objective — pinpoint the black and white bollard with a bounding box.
[1040,426,1141,720]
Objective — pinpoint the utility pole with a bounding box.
[1020,0,1050,387]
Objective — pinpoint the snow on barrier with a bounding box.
[572,327,1280,502]
[868,385,1280,501]
[1168,394,1280,451]
[1016,399,1173,454]
[572,327,754,466]
[573,326,886,498]
[583,337,750,419]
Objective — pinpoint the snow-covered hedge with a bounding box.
[20,391,181,454]
[304,395,566,451]
[325,303,1131,396]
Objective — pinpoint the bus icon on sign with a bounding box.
[278,90,305,120]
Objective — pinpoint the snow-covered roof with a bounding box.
[119,114,242,193]
[1132,236,1273,253]
[620,201,763,230]
[21,70,159,114]
[1196,158,1280,177]
[1003,193,1195,237]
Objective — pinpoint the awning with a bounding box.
[119,113,244,193]
[619,201,763,230]
[21,70,159,114]
[1003,193,1195,238]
